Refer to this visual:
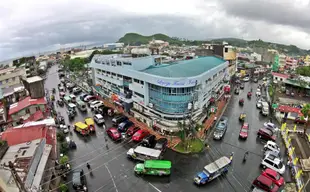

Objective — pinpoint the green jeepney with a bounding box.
[63,96,71,105]
[134,160,171,176]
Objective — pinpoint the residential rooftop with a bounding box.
[26,76,43,83]
[141,56,226,78]
[9,96,46,115]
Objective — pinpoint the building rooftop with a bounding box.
[9,96,46,115]
[26,76,43,83]
[1,125,56,146]
[141,56,226,78]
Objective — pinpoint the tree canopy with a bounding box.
[62,57,87,71]
[296,66,310,77]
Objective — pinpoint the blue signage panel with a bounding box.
[157,79,197,87]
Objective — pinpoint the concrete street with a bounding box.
[44,65,288,192]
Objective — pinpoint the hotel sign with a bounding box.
[157,79,197,87]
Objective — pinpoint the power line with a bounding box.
[41,138,135,182]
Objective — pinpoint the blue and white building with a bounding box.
[90,50,230,132]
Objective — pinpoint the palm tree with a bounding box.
[301,104,310,135]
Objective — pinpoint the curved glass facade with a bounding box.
[149,84,195,114]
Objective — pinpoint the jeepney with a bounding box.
[74,122,89,135]
[85,118,95,132]
[76,100,87,112]
[194,156,231,185]
[69,94,76,103]
[63,96,71,105]
[127,146,162,161]
[134,160,171,176]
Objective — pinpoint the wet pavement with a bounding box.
[45,65,288,192]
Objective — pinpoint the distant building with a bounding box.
[0,67,26,90]
[23,76,45,99]
[7,96,47,126]
[0,103,7,129]
[285,57,298,70]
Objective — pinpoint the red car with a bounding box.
[132,129,149,142]
[252,174,279,192]
[262,168,285,187]
[126,126,140,137]
[239,123,249,139]
[106,127,121,141]
[257,128,276,141]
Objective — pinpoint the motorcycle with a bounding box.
[243,152,249,162]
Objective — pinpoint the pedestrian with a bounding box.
[86,163,91,170]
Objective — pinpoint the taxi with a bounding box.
[85,117,95,132]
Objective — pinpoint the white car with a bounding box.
[89,101,103,109]
[261,153,285,174]
[94,114,105,125]
[256,91,261,97]
[264,122,277,130]
[263,141,280,153]
[243,77,250,82]
[256,100,263,108]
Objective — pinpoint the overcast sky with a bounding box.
[1,0,310,61]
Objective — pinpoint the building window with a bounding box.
[134,92,144,98]
[36,106,40,111]
[117,61,122,66]
[134,79,139,83]
[123,62,132,65]
[140,81,144,85]
[225,48,228,53]
[25,108,30,114]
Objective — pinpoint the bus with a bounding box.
[194,156,231,185]
[134,160,171,176]
[127,146,162,161]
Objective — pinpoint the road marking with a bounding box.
[105,165,119,192]
[148,182,162,192]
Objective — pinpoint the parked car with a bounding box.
[294,117,306,124]
[80,93,89,101]
[118,120,134,132]
[213,116,228,140]
[252,174,279,192]
[112,115,128,126]
[264,122,277,130]
[257,128,276,141]
[95,106,111,116]
[261,153,285,174]
[253,78,258,83]
[73,87,82,95]
[154,138,168,152]
[57,100,64,107]
[106,127,121,141]
[263,141,280,153]
[126,126,140,137]
[140,134,156,148]
[89,100,103,109]
[92,103,104,111]
[239,122,249,139]
[55,116,65,125]
[84,95,96,102]
[72,169,86,190]
[132,130,150,142]
[256,98,264,108]
[261,168,285,187]
[94,114,105,125]
[235,88,240,94]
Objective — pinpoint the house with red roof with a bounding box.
[272,72,289,83]
[7,96,48,126]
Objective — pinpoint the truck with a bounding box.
[261,102,269,116]
[127,146,163,161]
[194,156,231,185]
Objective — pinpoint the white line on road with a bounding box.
[148,182,162,192]
[105,165,119,192]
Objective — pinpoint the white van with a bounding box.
[261,102,269,116]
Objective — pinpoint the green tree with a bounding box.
[60,142,69,154]
[59,183,68,192]
[57,132,65,142]
[177,121,186,148]
[301,104,310,135]
[59,155,69,165]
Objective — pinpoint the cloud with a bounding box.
[1,0,310,62]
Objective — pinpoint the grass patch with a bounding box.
[174,138,204,153]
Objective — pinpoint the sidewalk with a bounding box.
[198,98,227,138]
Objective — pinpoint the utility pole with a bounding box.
[8,161,28,192]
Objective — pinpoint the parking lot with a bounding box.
[45,65,290,192]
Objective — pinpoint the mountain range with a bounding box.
[118,33,310,55]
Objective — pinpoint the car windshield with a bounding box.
[134,133,141,137]
[241,128,248,133]
[274,172,280,180]
[278,162,284,168]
